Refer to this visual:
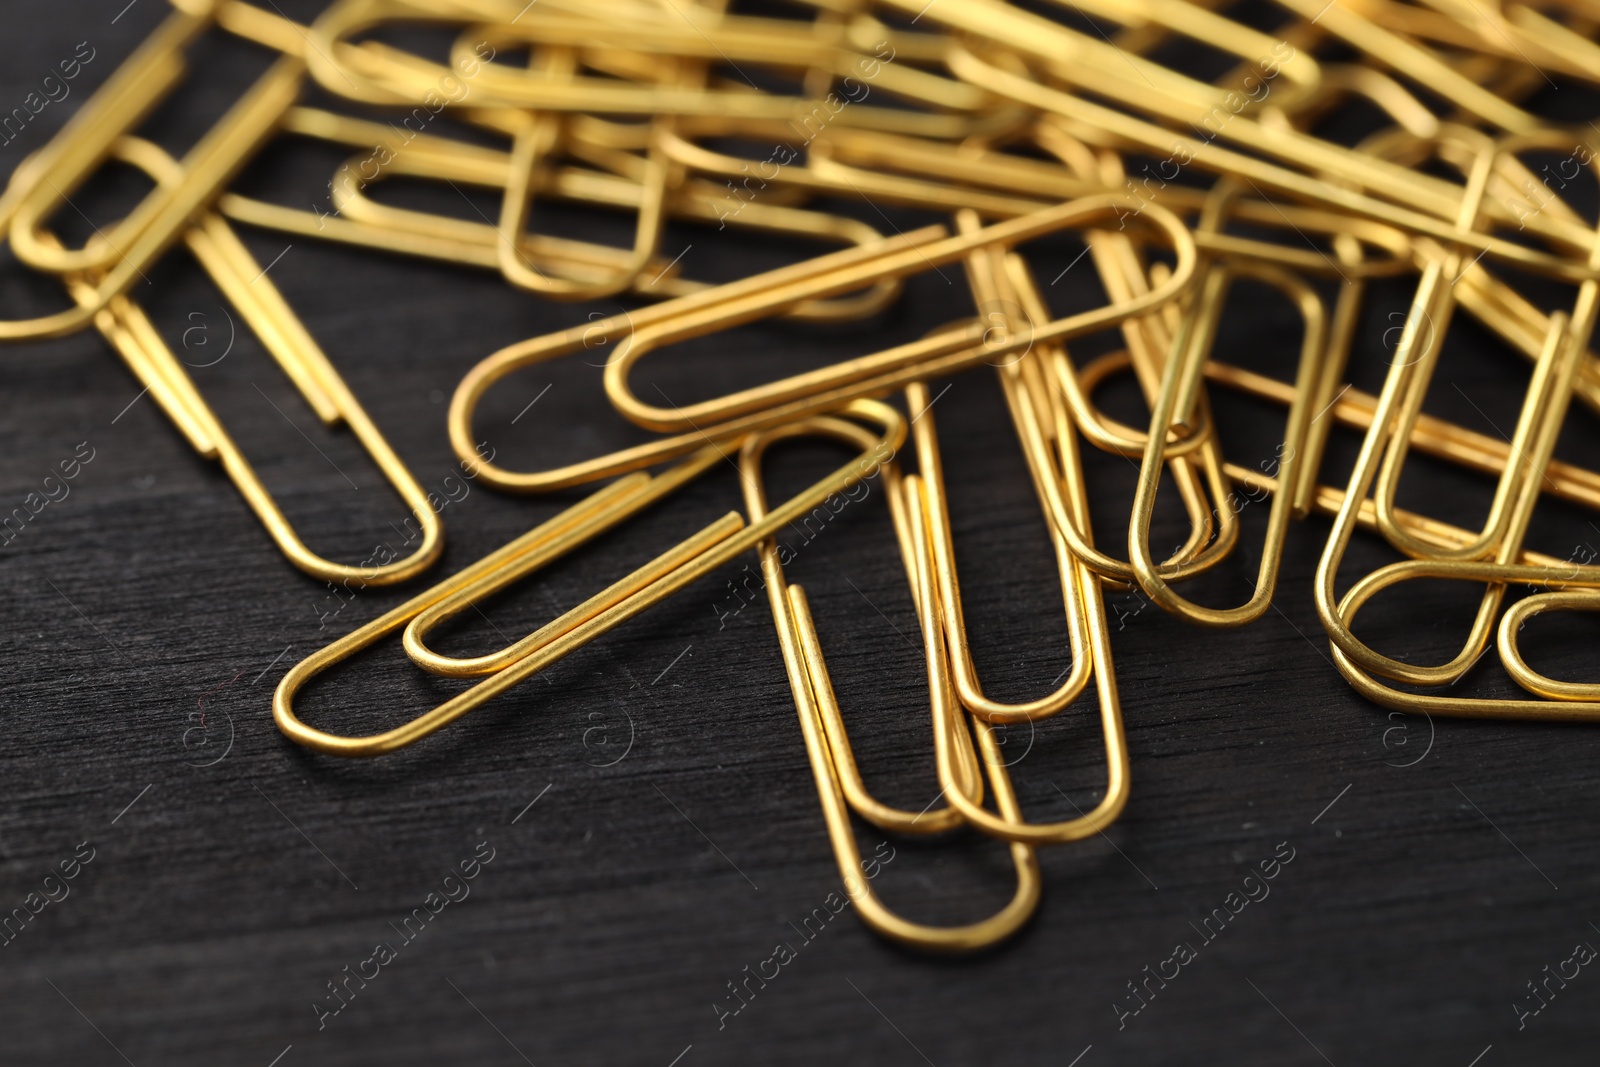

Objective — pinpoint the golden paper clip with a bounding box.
[909,247,1131,845]
[448,223,949,492]
[1127,191,1329,627]
[276,400,905,755]
[598,197,1196,436]
[906,225,1091,722]
[48,136,439,584]
[741,414,1040,951]
[1318,137,1600,712]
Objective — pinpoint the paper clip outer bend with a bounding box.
[274,472,670,753]
[1498,591,1600,703]
[600,196,1197,435]
[54,136,442,585]
[1313,126,1499,680]
[1128,258,1328,627]
[447,224,948,492]
[741,421,1041,952]
[738,415,978,836]
[275,399,907,756]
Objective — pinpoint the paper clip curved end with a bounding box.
[1499,591,1600,705]
[847,845,1043,953]
[445,342,570,493]
[272,651,393,758]
[261,482,446,586]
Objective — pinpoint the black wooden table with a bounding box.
[3,4,1599,1064]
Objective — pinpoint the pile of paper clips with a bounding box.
[6,0,1600,949]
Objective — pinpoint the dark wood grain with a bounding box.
[3,5,1600,1065]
